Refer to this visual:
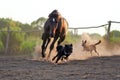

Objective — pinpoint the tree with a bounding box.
[0,18,11,29]
[31,17,47,37]
[31,17,47,30]
[109,30,120,43]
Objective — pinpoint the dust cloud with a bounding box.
[32,38,57,60]
[70,32,120,60]
[32,45,41,60]
[32,32,120,61]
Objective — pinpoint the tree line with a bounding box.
[0,17,47,54]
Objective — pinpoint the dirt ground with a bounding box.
[0,34,120,80]
[0,47,120,80]
[0,55,120,80]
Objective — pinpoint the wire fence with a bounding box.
[69,21,120,39]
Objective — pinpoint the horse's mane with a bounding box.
[49,10,59,17]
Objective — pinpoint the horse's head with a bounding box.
[49,17,58,37]
[49,10,61,37]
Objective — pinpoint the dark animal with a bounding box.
[52,44,73,63]
[41,10,68,59]
[82,40,101,56]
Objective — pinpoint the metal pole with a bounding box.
[107,21,111,41]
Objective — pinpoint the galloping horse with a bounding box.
[41,10,68,59]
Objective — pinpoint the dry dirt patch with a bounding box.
[0,55,120,80]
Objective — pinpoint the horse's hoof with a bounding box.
[53,62,58,65]
[46,58,52,62]
[41,52,46,58]
[42,55,45,58]
[40,58,46,61]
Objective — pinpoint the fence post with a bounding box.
[73,29,78,35]
[107,21,111,41]
[5,26,10,54]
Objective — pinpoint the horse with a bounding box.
[41,10,68,60]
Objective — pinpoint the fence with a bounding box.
[69,21,120,40]
[0,21,120,54]
[69,23,108,35]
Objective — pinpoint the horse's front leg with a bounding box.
[45,38,51,50]
[41,37,51,58]
[41,39,47,58]
[47,36,58,60]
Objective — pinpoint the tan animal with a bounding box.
[82,40,101,56]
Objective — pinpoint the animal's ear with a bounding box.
[65,44,67,47]
[70,44,73,47]
[84,40,87,43]
[82,40,86,43]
